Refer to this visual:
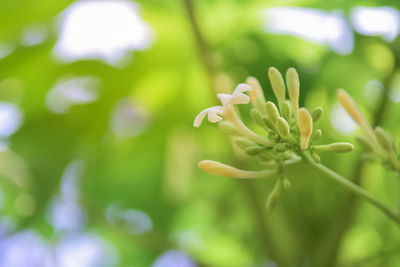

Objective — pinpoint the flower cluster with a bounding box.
[194,67,354,210]
[338,89,400,171]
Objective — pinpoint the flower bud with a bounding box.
[282,151,293,160]
[311,152,320,163]
[245,145,264,155]
[286,68,299,117]
[311,107,323,122]
[281,100,292,123]
[235,137,255,150]
[314,142,354,153]
[276,117,291,139]
[198,160,278,179]
[218,121,240,136]
[262,116,275,130]
[251,108,264,127]
[265,101,280,124]
[268,67,286,109]
[246,77,265,107]
[298,108,313,150]
[337,89,363,124]
[311,129,322,143]
[375,127,393,153]
[355,135,374,152]
[283,177,291,190]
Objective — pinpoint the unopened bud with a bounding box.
[282,151,293,160]
[198,160,279,179]
[314,142,354,153]
[311,129,322,143]
[263,116,275,129]
[265,101,280,124]
[251,109,264,127]
[245,145,264,155]
[375,127,393,153]
[337,89,363,124]
[274,143,287,152]
[286,68,299,117]
[355,135,374,152]
[282,177,291,190]
[276,117,291,139]
[218,121,240,136]
[311,107,323,122]
[298,108,313,150]
[281,100,292,122]
[268,67,286,109]
[246,77,265,107]
[311,152,320,163]
[235,137,255,150]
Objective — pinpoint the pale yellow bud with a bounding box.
[337,89,378,146]
[337,89,363,123]
[286,68,299,117]
[198,160,278,179]
[246,77,265,107]
[268,67,286,109]
[298,108,313,150]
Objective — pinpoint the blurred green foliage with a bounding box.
[1,0,400,266]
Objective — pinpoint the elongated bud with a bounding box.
[245,145,264,155]
[286,68,299,118]
[311,152,321,163]
[281,100,292,122]
[218,121,240,136]
[235,137,255,150]
[246,77,265,107]
[266,179,282,211]
[276,117,291,139]
[199,160,278,179]
[311,107,323,122]
[262,116,275,129]
[314,142,354,153]
[337,89,378,145]
[265,101,280,124]
[337,89,363,123]
[251,109,264,127]
[268,67,286,109]
[256,98,266,114]
[355,135,374,152]
[283,177,291,190]
[375,127,393,153]
[298,108,313,150]
[311,129,322,143]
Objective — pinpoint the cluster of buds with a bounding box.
[194,67,354,210]
[338,89,400,171]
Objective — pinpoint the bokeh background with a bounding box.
[1,0,400,266]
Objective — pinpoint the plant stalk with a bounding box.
[299,151,400,225]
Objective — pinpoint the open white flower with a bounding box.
[193,106,224,128]
[193,84,252,128]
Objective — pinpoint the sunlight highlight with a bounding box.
[53,0,153,66]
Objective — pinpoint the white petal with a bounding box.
[234,83,252,94]
[193,106,223,127]
[217,94,232,106]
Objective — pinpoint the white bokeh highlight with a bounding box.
[351,7,400,41]
[0,103,23,138]
[262,8,354,54]
[330,103,357,134]
[53,0,153,66]
[46,76,100,114]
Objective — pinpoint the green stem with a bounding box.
[299,151,400,226]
